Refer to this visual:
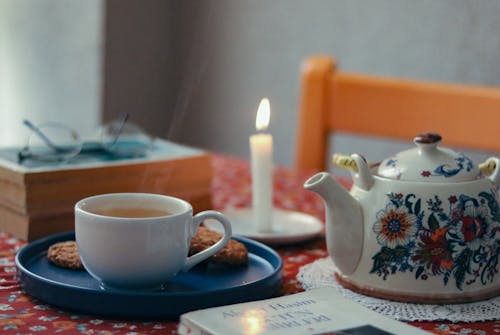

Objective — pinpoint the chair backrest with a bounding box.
[295,56,500,171]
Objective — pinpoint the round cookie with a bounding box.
[189,226,248,266]
[47,241,84,270]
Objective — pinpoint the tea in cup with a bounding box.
[75,193,232,290]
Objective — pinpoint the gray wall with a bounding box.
[164,0,500,167]
[102,0,176,137]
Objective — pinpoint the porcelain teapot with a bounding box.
[304,133,500,303]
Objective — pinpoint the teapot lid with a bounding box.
[377,133,480,182]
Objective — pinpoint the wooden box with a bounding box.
[0,140,213,241]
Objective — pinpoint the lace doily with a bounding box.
[297,257,500,322]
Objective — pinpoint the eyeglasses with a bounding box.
[18,114,153,164]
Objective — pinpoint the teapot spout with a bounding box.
[304,172,364,275]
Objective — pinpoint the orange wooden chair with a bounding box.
[295,56,500,171]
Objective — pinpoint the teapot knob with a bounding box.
[414,132,442,152]
[414,132,442,144]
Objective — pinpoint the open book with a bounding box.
[178,288,431,335]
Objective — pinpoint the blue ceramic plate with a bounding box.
[16,231,282,320]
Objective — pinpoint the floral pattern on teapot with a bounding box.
[370,190,500,290]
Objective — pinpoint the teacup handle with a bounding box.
[182,210,232,271]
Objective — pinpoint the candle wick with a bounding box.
[256,127,269,134]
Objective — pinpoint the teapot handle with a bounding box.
[481,157,500,188]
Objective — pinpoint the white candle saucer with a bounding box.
[204,208,323,245]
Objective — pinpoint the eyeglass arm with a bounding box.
[109,113,129,146]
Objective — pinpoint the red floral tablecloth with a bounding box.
[0,154,498,334]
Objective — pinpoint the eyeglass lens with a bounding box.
[19,122,83,162]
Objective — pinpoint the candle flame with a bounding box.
[255,98,270,131]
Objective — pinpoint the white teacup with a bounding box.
[75,193,232,290]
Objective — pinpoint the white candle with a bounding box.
[250,98,273,232]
